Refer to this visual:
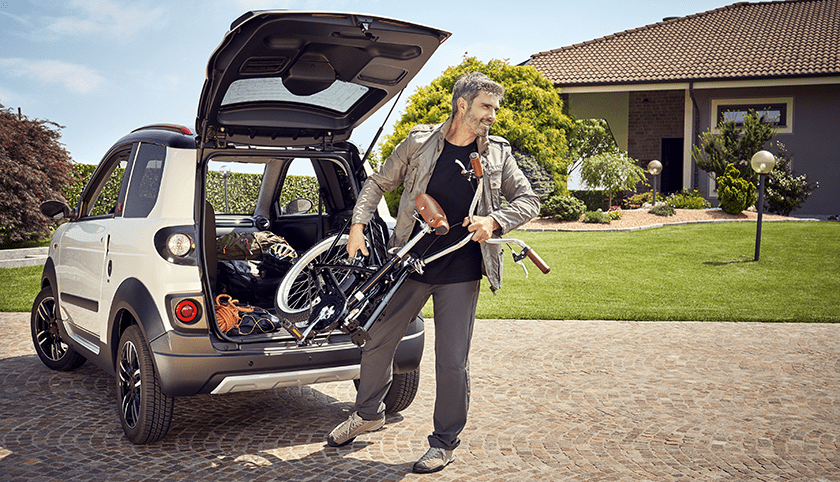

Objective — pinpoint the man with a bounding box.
[326,72,539,474]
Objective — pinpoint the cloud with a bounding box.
[44,0,165,39]
[0,59,106,94]
[1,10,36,28]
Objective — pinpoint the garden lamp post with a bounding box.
[220,165,231,213]
[751,150,776,261]
[647,160,662,205]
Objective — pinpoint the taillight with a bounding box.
[154,226,197,266]
[167,233,194,257]
[175,299,200,324]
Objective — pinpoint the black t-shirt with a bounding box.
[408,140,483,285]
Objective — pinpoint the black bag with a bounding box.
[217,260,283,306]
[226,305,283,336]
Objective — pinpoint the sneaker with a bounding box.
[326,412,385,447]
[413,447,455,474]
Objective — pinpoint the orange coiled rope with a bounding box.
[214,294,253,332]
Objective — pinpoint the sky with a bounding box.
[2,0,734,172]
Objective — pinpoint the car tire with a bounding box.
[274,234,351,323]
[383,368,420,413]
[117,324,174,444]
[353,367,420,414]
[30,286,87,371]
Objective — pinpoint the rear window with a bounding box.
[221,77,368,113]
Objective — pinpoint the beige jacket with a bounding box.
[352,116,540,291]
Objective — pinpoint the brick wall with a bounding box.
[627,91,684,162]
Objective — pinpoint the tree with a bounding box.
[566,118,619,176]
[0,107,78,243]
[692,109,776,186]
[374,57,574,196]
[579,151,647,209]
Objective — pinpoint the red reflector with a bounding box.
[175,300,199,323]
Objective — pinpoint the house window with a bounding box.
[711,97,793,134]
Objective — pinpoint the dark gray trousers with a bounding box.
[355,277,480,451]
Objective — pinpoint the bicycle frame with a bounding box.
[282,153,549,346]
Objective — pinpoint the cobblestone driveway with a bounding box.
[1,313,838,481]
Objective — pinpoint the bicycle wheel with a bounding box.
[274,234,351,323]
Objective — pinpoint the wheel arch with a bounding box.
[40,257,56,288]
[39,258,57,304]
[107,278,167,374]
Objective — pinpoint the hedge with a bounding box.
[64,164,319,216]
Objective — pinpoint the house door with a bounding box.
[660,138,683,194]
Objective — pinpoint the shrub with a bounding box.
[514,148,554,203]
[572,190,607,211]
[717,164,757,215]
[1,108,77,243]
[607,206,623,220]
[764,144,818,216]
[584,210,610,224]
[649,204,676,216]
[540,194,585,222]
[666,189,711,209]
[624,191,654,209]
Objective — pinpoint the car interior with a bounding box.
[202,149,364,336]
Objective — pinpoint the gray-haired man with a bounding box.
[327,72,539,474]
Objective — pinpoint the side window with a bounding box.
[84,149,132,218]
[206,161,263,215]
[277,159,319,214]
[123,143,166,218]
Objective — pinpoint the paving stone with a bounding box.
[1,313,838,481]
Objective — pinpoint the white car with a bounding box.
[32,11,450,444]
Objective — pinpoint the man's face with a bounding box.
[462,90,500,137]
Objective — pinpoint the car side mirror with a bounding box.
[284,198,313,215]
[40,200,73,221]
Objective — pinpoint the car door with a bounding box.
[97,142,169,328]
[55,145,134,344]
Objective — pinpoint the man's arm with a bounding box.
[487,148,540,234]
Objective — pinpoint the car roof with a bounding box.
[104,125,197,156]
[196,11,450,149]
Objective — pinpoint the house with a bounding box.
[527,0,839,215]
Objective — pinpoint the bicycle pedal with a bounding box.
[349,327,371,346]
[278,317,304,341]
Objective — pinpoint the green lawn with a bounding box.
[3,222,839,321]
[0,265,42,313]
[468,221,840,322]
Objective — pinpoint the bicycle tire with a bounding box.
[274,234,350,323]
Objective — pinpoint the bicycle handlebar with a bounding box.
[485,238,551,274]
[525,246,551,274]
[469,152,482,178]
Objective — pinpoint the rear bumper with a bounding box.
[150,317,424,397]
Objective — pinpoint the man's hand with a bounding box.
[463,215,500,243]
[346,223,369,257]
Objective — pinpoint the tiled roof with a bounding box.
[528,0,840,86]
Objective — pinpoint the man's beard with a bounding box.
[465,109,491,137]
